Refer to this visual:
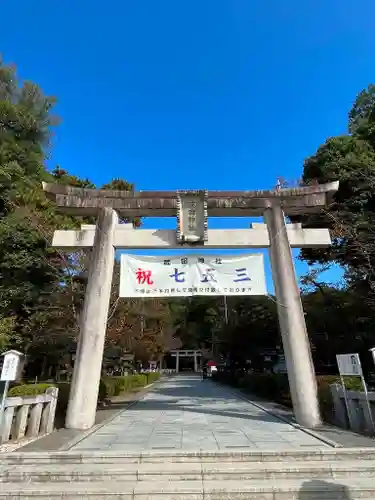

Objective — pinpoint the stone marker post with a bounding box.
[175,351,180,373]
[65,208,118,430]
[264,205,321,428]
[194,352,198,373]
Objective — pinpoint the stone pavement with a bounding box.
[70,375,331,452]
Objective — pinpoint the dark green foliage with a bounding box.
[297,136,375,277]
[54,382,71,422]
[283,82,375,367]
[349,84,375,141]
[0,57,73,353]
[297,85,375,311]
[0,57,139,375]
[213,370,363,422]
[213,371,291,405]
[218,296,280,366]
[315,375,363,420]
[171,297,220,349]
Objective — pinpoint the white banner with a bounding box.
[119,254,267,298]
[336,353,363,377]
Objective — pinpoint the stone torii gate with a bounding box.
[43,181,338,431]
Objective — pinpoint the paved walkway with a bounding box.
[71,376,330,452]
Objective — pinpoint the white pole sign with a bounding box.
[336,353,363,377]
[1,351,21,381]
[336,352,375,434]
[0,350,23,437]
[119,254,267,298]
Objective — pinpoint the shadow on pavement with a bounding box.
[298,480,351,499]
[110,399,284,423]
[121,379,284,423]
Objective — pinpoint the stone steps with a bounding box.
[1,459,375,482]
[3,447,375,464]
[0,478,374,499]
[1,448,375,499]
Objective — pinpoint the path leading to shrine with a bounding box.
[71,375,330,451]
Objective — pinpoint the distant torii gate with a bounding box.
[43,181,339,431]
[170,350,202,373]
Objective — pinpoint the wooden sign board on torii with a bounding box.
[43,181,338,432]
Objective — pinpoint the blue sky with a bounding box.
[2,0,375,291]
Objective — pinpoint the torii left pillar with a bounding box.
[65,208,118,430]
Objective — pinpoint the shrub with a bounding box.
[146,372,161,384]
[129,374,148,389]
[100,373,157,400]
[8,383,55,397]
[101,377,118,398]
[238,372,291,406]
[9,372,161,425]
[215,369,365,420]
[212,369,242,387]
[98,379,108,401]
[316,375,363,420]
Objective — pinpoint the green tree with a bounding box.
[293,83,375,370]
[0,57,140,379]
[0,57,63,351]
[296,87,375,306]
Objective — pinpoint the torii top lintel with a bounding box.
[42,181,339,217]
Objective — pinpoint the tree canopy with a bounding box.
[296,87,375,309]
[0,58,152,377]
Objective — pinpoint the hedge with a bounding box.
[101,375,146,398]
[315,374,363,419]
[9,373,160,399]
[8,383,55,397]
[9,372,161,422]
[101,373,160,398]
[9,372,161,427]
[146,372,161,384]
[213,370,363,421]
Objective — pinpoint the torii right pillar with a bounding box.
[264,205,321,428]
